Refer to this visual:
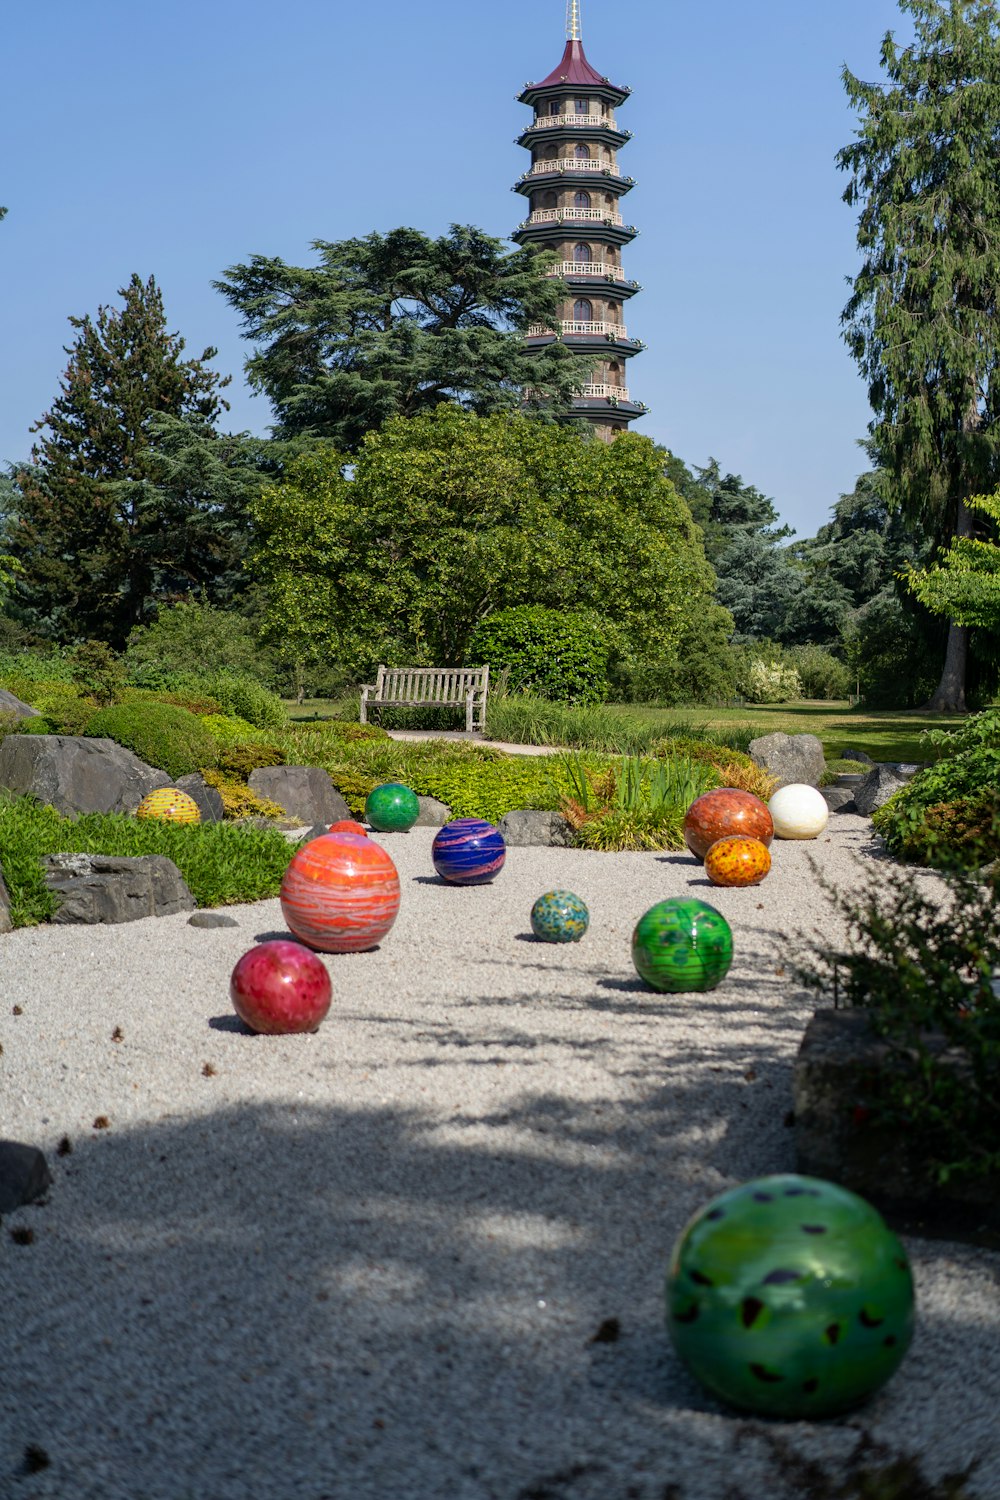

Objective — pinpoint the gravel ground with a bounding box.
[1,815,997,1500]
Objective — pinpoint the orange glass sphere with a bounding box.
[704,835,772,887]
[280,832,400,954]
[328,820,368,837]
[683,789,773,861]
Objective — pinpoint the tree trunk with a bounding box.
[922,497,972,712]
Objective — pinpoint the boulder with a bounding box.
[175,772,224,824]
[44,853,195,924]
[0,688,39,721]
[0,735,169,817]
[188,911,239,929]
[821,786,857,814]
[0,1141,52,1213]
[248,765,349,826]
[795,1009,1000,1244]
[838,748,874,765]
[0,859,13,934]
[853,764,909,816]
[748,732,827,788]
[498,809,573,848]
[414,796,451,827]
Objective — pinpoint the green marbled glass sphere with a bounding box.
[365,782,420,833]
[666,1174,915,1418]
[632,897,733,993]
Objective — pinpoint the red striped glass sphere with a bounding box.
[280,833,400,953]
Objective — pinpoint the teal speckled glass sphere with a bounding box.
[530,889,590,943]
[666,1174,915,1419]
[365,782,420,833]
[631,897,732,993]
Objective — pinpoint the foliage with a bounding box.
[651,736,778,800]
[67,640,128,706]
[873,711,1000,865]
[486,694,673,754]
[0,651,75,688]
[0,793,294,925]
[31,688,98,736]
[843,590,947,709]
[794,857,1000,1185]
[84,701,220,779]
[733,648,803,704]
[203,672,286,730]
[907,490,1000,630]
[199,713,274,745]
[558,751,718,851]
[783,644,853,700]
[467,605,612,704]
[199,769,287,821]
[9,274,234,645]
[215,742,287,779]
[251,407,730,678]
[838,2,1000,709]
[215,224,592,451]
[124,602,272,687]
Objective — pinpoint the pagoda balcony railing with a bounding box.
[525,208,624,226]
[527,320,629,339]
[580,383,632,401]
[547,260,627,281]
[531,113,616,131]
[526,158,620,178]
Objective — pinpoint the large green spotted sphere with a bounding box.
[365,782,420,833]
[632,898,733,993]
[667,1174,915,1419]
[530,889,590,943]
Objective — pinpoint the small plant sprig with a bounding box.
[794,858,1000,1184]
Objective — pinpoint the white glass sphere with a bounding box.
[768,783,829,840]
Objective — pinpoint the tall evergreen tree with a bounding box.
[215,224,593,450]
[11,274,237,644]
[839,0,1000,710]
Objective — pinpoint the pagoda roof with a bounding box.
[518,40,629,105]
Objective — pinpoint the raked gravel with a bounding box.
[0,816,997,1500]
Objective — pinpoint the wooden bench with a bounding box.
[359,665,490,733]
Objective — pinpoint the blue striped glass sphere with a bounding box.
[432,818,506,885]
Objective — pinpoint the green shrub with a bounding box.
[200,713,272,745]
[0,652,75,690]
[216,743,287,779]
[0,673,79,707]
[31,689,98,736]
[467,606,613,705]
[783,644,852,701]
[200,770,287,821]
[873,713,1000,866]
[205,672,286,730]
[84,702,220,779]
[124,688,225,717]
[733,647,802,704]
[0,793,293,925]
[124,602,274,687]
[67,640,127,706]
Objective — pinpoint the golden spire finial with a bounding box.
[566,0,582,41]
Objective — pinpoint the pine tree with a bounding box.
[839,0,1000,710]
[11,274,235,644]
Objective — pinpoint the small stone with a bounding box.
[187,911,239,929]
[413,796,451,827]
[853,765,909,816]
[498,809,573,847]
[821,787,857,814]
[0,1141,53,1213]
[838,748,875,764]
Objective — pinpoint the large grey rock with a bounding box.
[0,688,39,721]
[0,858,13,934]
[821,786,857,814]
[414,796,451,827]
[0,1141,52,1213]
[853,764,909,816]
[748,732,826,788]
[44,853,195,924]
[248,765,349,826]
[795,1009,1000,1242]
[499,809,573,848]
[0,735,169,817]
[175,772,224,824]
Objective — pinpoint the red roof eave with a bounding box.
[521,40,627,98]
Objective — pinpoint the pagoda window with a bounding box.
[549,100,562,116]
[541,191,558,209]
[574,144,592,160]
[575,98,589,114]
[573,299,594,322]
[574,243,593,262]
[573,191,592,209]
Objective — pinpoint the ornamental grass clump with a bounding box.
[795,859,1000,1186]
[558,751,718,851]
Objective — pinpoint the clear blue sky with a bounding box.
[1,0,910,538]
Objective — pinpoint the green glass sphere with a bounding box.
[530,889,589,943]
[632,897,733,993]
[365,782,420,833]
[667,1174,915,1419]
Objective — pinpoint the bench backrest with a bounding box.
[375,666,488,705]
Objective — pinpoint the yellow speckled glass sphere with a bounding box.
[136,789,202,824]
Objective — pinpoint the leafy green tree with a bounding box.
[9,274,238,645]
[123,600,273,686]
[839,0,1000,710]
[250,406,731,690]
[215,225,593,451]
[908,491,1000,629]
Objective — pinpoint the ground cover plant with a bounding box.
[795,859,1000,1187]
[873,710,1000,867]
[0,795,294,927]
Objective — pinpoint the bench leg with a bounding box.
[359,698,368,724]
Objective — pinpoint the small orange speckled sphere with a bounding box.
[704,835,772,888]
[683,788,773,861]
[135,788,201,824]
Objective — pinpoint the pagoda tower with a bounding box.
[512,1,646,440]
